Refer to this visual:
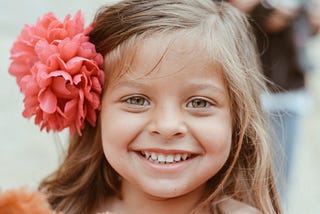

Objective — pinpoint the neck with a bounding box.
[105,181,210,214]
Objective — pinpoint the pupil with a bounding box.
[193,99,204,107]
[133,97,143,105]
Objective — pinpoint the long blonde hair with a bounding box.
[39,0,281,213]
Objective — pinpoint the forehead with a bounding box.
[105,32,225,82]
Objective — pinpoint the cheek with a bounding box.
[100,111,132,166]
[192,117,232,154]
[100,110,145,150]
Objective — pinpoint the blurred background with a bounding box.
[0,0,319,213]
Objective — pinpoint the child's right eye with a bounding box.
[124,96,150,106]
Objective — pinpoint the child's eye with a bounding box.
[124,96,150,106]
[186,98,212,108]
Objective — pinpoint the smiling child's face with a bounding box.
[100,34,232,200]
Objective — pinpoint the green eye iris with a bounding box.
[187,99,211,108]
[125,96,149,106]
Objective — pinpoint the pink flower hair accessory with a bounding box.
[9,11,105,135]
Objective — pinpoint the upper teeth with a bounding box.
[141,151,190,163]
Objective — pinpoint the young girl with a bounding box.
[9,0,281,213]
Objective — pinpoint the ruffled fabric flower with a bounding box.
[9,11,104,135]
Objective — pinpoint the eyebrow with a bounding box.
[111,80,152,90]
[186,81,226,93]
[111,79,227,95]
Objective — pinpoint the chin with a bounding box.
[139,182,200,200]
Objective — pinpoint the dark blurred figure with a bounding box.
[229,0,320,202]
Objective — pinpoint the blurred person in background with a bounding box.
[229,0,320,202]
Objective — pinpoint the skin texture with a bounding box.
[100,35,233,214]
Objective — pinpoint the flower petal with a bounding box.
[35,40,57,63]
[38,88,57,113]
[51,76,72,98]
[58,37,79,61]
[65,57,84,75]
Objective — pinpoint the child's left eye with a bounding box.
[186,98,212,108]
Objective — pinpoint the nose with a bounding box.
[147,106,187,139]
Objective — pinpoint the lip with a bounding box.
[133,147,197,155]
